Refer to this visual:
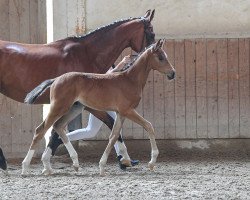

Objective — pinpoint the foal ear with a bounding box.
[153,39,162,52]
[159,39,165,48]
[144,10,151,18]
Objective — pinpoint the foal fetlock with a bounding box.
[41,147,53,175]
[64,142,79,171]
[148,149,159,170]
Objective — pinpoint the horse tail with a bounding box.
[24,79,55,104]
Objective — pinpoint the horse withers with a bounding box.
[0,10,156,170]
[22,39,175,176]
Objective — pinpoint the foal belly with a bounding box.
[78,93,116,112]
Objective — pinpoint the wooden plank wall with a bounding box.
[0,0,46,158]
[105,39,250,140]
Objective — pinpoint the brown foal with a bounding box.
[22,39,175,176]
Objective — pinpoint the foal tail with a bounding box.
[24,79,55,104]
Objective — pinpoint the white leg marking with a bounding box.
[65,142,79,171]
[41,147,53,175]
[115,141,131,166]
[99,152,108,176]
[22,150,35,175]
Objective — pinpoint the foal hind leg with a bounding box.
[99,113,124,176]
[52,109,85,172]
[125,109,159,170]
[42,103,84,174]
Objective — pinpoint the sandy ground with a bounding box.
[1,151,250,200]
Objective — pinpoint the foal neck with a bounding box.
[125,49,152,88]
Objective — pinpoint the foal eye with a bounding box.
[158,55,164,61]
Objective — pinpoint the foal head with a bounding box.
[149,39,175,80]
[130,9,156,52]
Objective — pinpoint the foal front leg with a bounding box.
[99,113,124,176]
[125,109,159,170]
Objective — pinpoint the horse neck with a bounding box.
[126,50,152,90]
[79,20,143,73]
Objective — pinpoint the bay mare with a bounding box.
[0,10,156,171]
[22,39,176,176]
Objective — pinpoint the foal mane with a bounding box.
[120,44,154,72]
[67,17,144,42]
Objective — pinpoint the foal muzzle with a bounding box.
[167,70,176,80]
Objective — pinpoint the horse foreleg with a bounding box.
[99,113,124,176]
[125,109,159,170]
[0,148,7,171]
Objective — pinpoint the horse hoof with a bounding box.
[42,168,53,176]
[148,162,155,171]
[120,158,132,167]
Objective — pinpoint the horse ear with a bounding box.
[144,10,151,18]
[149,9,155,22]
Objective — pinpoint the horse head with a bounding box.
[149,39,176,80]
[130,9,156,52]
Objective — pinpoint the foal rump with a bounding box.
[24,79,55,104]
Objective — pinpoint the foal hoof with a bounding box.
[148,162,155,171]
[100,170,106,177]
[21,163,30,176]
[42,168,53,176]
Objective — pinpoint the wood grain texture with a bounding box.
[238,39,249,137]
[228,39,240,138]
[174,40,186,138]
[195,39,207,138]
[185,39,196,138]
[164,40,176,139]
[217,39,229,138]
[206,39,218,138]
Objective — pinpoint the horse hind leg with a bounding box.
[0,148,7,171]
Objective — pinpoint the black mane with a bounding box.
[67,17,143,42]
